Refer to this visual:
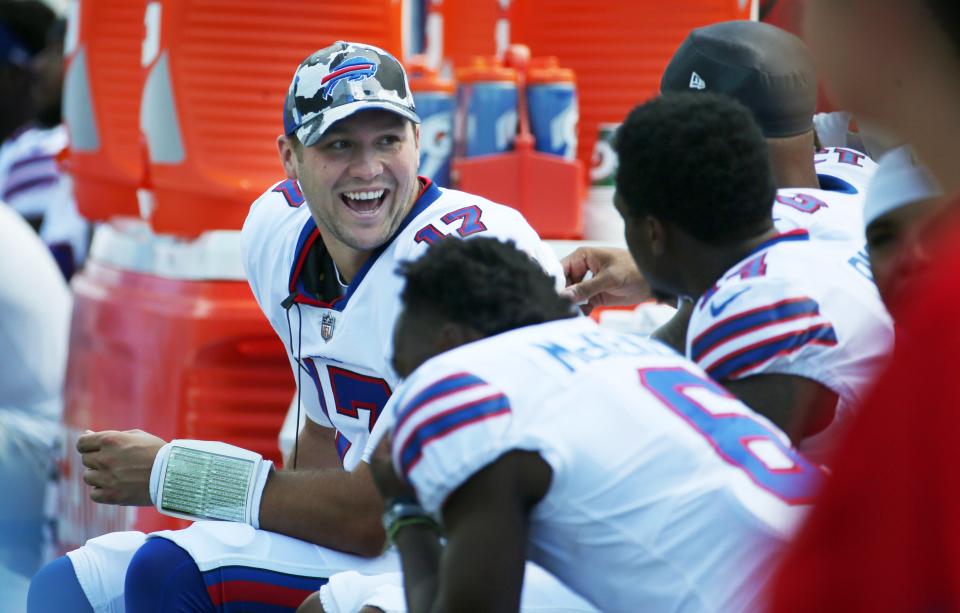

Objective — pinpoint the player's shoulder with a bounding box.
[245,177,310,221]
[689,233,872,370]
[240,179,313,306]
[814,146,878,194]
[773,187,863,224]
[388,319,570,440]
[396,184,561,279]
[0,125,67,178]
[390,351,515,512]
[693,271,799,343]
[242,179,311,254]
[1,124,66,155]
[690,276,838,381]
[406,185,536,239]
[692,235,822,340]
[775,186,863,207]
[814,146,877,166]
[773,187,865,242]
[713,231,816,285]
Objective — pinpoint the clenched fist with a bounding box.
[77,429,167,506]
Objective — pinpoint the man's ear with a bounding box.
[646,215,668,258]
[437,320,482,354]
[277,135,299,181]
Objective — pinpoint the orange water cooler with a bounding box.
[58,0,405,549]
[62,0,146,220]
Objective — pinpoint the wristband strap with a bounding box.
[386,515,441,544]
[382,496,441,545]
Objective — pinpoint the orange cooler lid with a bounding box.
[456,57,518,84]
[406,55,456,94]
[528,56,576,85]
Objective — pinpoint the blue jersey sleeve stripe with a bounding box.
[288,218,319,293]
[394,372,488,432]
[706,324,839,381]
[302,358,330,420]
[691,297,821,363]
[399,394,511,477]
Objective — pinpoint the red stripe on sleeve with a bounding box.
[206,580,315,607]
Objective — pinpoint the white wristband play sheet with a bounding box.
[149,440,273,528]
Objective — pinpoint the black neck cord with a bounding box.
[283,293,303,470]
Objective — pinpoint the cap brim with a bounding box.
[296,100,421,147]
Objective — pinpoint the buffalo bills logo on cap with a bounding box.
[322,57,378,100]
[283,41,420,147]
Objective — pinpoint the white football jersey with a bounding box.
[0,124,90,269]
[687,230,893,462]
[814,146,877,196]
[0,124,65,220]
[241,178,563,470]
[390,316,821,612]
[771,147,878,243]
[0,201,71,444]
[773,187,865,243]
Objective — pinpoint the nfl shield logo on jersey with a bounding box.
[321,313,336,342]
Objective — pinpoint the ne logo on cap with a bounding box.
[689,72,707,90]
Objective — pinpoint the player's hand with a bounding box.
[77,429,167,506]
[368,433,416,502]
[560,246,650,309]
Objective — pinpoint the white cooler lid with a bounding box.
[88,218,246,281]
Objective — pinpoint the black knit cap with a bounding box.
[660,20,817,138]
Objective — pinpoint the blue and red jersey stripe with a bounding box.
[334,430,352,461]
[705,323,839,381]
[398,393,511,477]
[691,297,823,363]
[394,372,488,433]
[202,565,328,612]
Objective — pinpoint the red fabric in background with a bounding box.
[769,202,960,612]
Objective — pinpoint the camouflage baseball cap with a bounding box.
[283,41,420,147]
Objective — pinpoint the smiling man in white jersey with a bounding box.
[28,41,593,613]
